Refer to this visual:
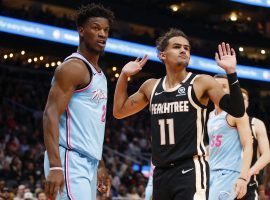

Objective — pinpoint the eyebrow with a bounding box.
[172,43,190,47]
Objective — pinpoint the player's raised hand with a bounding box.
[121,55,148,77]
[215,42,237,74]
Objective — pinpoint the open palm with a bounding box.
[215,42,237,74]
[122,55,148,77]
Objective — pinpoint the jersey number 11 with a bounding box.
[158,119,175,145]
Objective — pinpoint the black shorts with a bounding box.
[153,156,209,200]
[239,182,258,200]
[240,172,264,200]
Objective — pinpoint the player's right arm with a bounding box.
[248,118,270,176]
[113,55,154,119]
[229,114,253,199]
[43,59,88,199]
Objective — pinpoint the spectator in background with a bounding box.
[36,190,47,200]
[14,184,25,200]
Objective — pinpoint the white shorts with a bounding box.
[44,146,99,200]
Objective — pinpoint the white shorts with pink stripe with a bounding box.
[44,146,99,200]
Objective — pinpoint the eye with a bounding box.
[184,46,190,51]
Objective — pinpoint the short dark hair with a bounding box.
[214,74,227,79]
[75,3,115,27]
[156,28,189,52]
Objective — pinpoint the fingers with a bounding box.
[221,42,227,55]
[218,42,234,56]
[215,52,221,65]
[218,44,223,57]
[139,55,148,67]
[226,43,231,55]
[231,48,236,56]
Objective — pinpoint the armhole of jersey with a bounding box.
[64,57,93,92]
[190,75,208,109]
[149,79,161,110]
[225,114,237,128]
[251,117,257,139]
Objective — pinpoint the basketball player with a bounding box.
[207,75,253,200]
[113,28,245,200]
[242,88,270,200]
[145,162,155,200]
[43,4,114,200]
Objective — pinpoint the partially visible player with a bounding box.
[43,4,114,200]
[208,75,253,200]
[241,88,270,200]
[145,162,155,200]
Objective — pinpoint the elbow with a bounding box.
[113,109,124,119]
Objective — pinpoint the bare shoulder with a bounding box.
[253,117,266,127]
[140,78,159,100]
[54,59,88,87]
[194,74,216,85]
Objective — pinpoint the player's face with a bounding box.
[79,17,110,54]
[160,36,190,68]
[242,93,249,110]
[215,78,229,94]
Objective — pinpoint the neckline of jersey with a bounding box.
[162,72,192,92]
[75,52,103,75]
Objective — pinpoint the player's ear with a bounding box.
[159,51,166,61]
[78,26,84,37]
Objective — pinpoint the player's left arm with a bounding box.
[233,114,253,199]
[97,159,111,197]
[249,118,270,176]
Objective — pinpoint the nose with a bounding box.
[98,29,106,38]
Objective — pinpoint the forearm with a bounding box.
[251,154,270,173]
[113,73,129,118]
[240,145,253,179]
[219,73,245,117]
[43,111,61,167]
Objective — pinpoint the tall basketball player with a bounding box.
[242,88,270,200]
[43,4,114,200]
[113,28,245,200]
[207,76,253,200]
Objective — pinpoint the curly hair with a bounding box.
[75,3,115,27]
[156,28,189,52]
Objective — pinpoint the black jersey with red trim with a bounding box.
[150,72,208,167]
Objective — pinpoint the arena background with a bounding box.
[0,0,269,199]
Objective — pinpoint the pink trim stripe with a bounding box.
[66,107,72,148]
[74,81,92,93]
[65,151,75,200]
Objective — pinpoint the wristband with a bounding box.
[227,72,238,85]
[49,167,63,171]
[238,177,247,182]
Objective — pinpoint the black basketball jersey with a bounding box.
[249,117,261,185]
[150,72,208,167]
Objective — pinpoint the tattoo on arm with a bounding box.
[131,98,137,106]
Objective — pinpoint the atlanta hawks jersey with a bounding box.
[150,72,208,167]
[249,117,260,185]
[56,52,107,160]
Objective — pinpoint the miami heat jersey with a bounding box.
[207,111,242,172]
[56,52,107,160]
[150,73,208,167]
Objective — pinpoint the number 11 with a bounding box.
[158,119,175,145]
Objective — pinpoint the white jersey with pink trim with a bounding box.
[57,52,107,160]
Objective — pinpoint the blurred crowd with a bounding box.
[0,2,270,199]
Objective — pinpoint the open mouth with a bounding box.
[97,40,106,47]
